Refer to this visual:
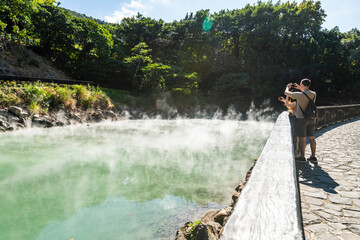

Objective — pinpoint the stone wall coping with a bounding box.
[220,111,304,240]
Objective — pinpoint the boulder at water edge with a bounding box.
[192,222,222,240]
[9,106,28,118]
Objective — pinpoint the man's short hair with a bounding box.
[301,78,311,87]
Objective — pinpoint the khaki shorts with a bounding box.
[295,118,316,137]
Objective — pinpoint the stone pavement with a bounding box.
[296,118,360,240]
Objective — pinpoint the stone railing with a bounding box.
[219,104,360,240]
[220,111,304,240]
[317,104,360,129]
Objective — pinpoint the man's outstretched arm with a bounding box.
[284,83,293,97]
[284,83,301,97]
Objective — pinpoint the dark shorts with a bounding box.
[295,118,316,137]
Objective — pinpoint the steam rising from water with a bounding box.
[122,99,278,122]
[0,117,274,240]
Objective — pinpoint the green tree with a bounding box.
[74,18,113,60]
[141,64,199,93]
[118,14,164,56]
[31,4,78,69]
[125,42,153,74]
[2,0,359,107]
[213,72,251,110]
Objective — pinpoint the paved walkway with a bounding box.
[297,118,360,240]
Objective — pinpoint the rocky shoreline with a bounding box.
[175,160,257,240]
[0,105,123,132]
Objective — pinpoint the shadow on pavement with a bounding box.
[295,118,360,194]
[296,161,339,194]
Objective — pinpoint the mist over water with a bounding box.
[0,118,273,240]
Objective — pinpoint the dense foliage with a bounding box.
[1,0,359,110]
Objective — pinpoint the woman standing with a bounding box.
[279,96,300,158]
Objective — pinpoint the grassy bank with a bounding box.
[0,80,207,117]
[100,88,152,110]
[0,80,114,114]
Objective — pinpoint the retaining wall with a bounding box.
[220,111,304,240]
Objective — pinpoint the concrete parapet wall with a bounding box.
[317,104,360,129]
[220,111,304,240]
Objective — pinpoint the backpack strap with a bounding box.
[298,92,315,117]
[298,104,305,116]
[302,91,315,101]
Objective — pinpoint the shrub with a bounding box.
[55,87,76,109]
[72,85,88,101]
[0,80,114,112]
[28,100,42,114]
[65,98,76,110]
[187,220,201,240]
[24,83,48,103]
[0,89,21,106]
[93,93,112,109]
[83,95,94,109]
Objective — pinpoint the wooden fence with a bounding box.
[0,75,94,86]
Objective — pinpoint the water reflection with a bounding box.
[37,196,222,240]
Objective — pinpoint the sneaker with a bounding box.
[307,156,318,163]
[295,157,306,162]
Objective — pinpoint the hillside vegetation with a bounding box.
[0,80,113,114]
[1,0,359,111]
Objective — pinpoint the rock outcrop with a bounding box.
[9,106,28,118]
[0,106,123,132]
[175,162,257,240]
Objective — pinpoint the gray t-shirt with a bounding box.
[287,89,316,119]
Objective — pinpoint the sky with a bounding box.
[58,0,360,32]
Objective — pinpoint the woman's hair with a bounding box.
[285,97,296,115]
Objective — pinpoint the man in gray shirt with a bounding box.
[285,78,317,163]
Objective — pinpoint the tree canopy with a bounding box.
[1,0,359,110]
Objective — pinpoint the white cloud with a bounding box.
[105,0,152,23]
[126,0,148,11]
[150,0,171,5]
[104,8,137,23]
